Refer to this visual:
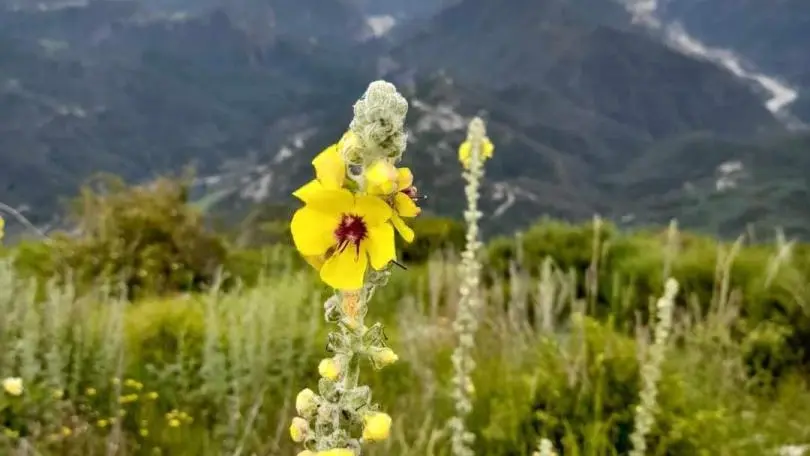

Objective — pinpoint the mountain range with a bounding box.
[0,0,808,240]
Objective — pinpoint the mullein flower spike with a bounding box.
[450,117,493,456]
[288,81,414,455]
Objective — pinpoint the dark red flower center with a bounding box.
[334,214,368,255]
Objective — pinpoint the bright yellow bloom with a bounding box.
[168,418,181,428]
[96,419,109,428]
[289,417,309,442]
[86,387,97,396]
[362,412,392,442]
[389,168,421,243]
[61,426,72,437]
[318,358,340,380]
[0,216,4,241]
[458,137,494,169]
[2,377,23,396]
[290,189,395,290]
[317,449,355,456]
[365,160,399,195]
[295,388,318,416]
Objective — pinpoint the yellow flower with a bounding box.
[2,377,23,396]
[290,189,395,290]
[362,412,392,442]
[145,391,159,400]
[0,215,4,241]
[139,428,149,437]
[318,358,340,380]
[97,419,109,429]
[458,137,494,169]
[317,450,355,456]
[124,379,143,390]
[365,160,399,195]
[118,394,138,404]
[61,426,72,437]
[168,418,181,428]
[389,168,421,243]
[289,417,309,443]
[85,387,97,396]
[370,347,399,368]
[295,388,318,416]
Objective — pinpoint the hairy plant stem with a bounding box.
[449,117,488,456]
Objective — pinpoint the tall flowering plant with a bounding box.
[287,81,420,456]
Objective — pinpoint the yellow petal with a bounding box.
[291,207,337,256]
[394,193,420,218]
[365,160,398,195]
[391,215,415,243]
[365,223,395,270]
[483,138,495,158]
[458,141,471,163]
[320,246,368,290]
[353,195,392,226]
[305,189,355,215]
[292,180,324,203]
[303,255,325,270]
[312,144,345,189]
[396,168,413,191]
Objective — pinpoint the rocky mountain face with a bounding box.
[0,0,807,239]
[647,0,810,121]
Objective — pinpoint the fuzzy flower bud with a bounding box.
[318,358,341,380]
[362,412,392,442]
[289,417,309,443]
[348,81,408,164]
[296,388,318,417]
[370,347,399,368]
[2,377,23,396]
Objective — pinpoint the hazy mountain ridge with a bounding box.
[0,0,808,239]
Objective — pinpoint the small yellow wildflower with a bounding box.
[118,394,138,404]
[290,189,395,289]
[2,377,23,396]
[365,160,399,195]
[144,391,159,400]
[318,358,340,380]
[0,216,4,241]
[85,387,97,396]
[289,417,309,443]
[362,412,392,442]
[295,388,318,416]
[168,418,181,428]
[366,166,420,243]
[458,137,494,169]
[370,347,399,368]
[124,379,143,390]
[61,426,72,437]
[97,419,109,429]
[139,428,149,437]
[317,448,355,456]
